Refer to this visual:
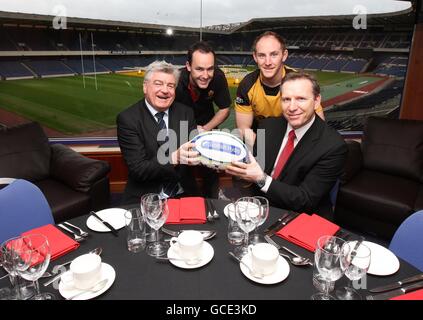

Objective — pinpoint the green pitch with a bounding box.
[0,71,376,135]
[0,74,143,134]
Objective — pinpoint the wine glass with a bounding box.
[250,196,269,244]
[234,197,262,258]
[0,236,30,300]
[141,193,170,257]
[336,242,371,300]
[311,235,350,300]
[15,234,55,300]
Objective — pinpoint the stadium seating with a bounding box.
[0,122,111,222]
[334,117,423,240]
[25,59,76,77]
[0,61,34,79]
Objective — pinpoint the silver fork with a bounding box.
[57,224,84,242]
[64,222,89,237]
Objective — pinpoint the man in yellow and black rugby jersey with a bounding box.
[235,31,324,147]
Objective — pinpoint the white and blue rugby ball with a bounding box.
[191,131,249,169]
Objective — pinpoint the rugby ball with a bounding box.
[191,131,249,169]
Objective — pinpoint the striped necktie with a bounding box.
[155,112,168,143]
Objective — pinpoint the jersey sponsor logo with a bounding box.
[235,96,245,105]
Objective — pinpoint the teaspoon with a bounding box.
[66,279,109,300]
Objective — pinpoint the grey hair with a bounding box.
[143,60,180,84]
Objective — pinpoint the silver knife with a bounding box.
[366,281,423,300]
[264,213,290,235]
[90,211,119,236]
[368,273,423,293]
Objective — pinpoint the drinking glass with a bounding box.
[15,234,55,300]
[125,208,146,253]
[311,235,349,300]
[234,197,261,258]
[0,236,31,300]
[336,242,371,300]
[140,193,158,242]
[250,196,269,244]
[141,193,170,257]
[227,202,244,245]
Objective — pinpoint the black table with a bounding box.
[2,200,420,301]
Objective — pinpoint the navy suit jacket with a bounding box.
[117,99,199,204]
[256,115,347,219]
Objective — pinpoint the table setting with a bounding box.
[1,197,422,300]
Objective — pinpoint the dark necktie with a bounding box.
[155,112,168,144]
[155,111,181,197]
[271,129,296,179]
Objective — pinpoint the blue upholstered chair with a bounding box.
[389,210,423,272]
[0,179,54,244]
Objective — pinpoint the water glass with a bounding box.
[227,203,244,245]
[336,242,371,300]
[125,208,146,253]
[312,262,335,293]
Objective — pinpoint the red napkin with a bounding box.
[22,224,80,261]
[390,289,423,300]
[166,197,207,224]
[275,213,340,252]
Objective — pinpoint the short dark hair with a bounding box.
[187,41,215,64]
[252,31,287,53]
[280,72,321,97]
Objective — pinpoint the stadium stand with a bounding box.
[0,60,34,79]
[25,59,76,77]
[0,8,414,133]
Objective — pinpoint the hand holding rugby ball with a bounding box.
[190,131,249,170]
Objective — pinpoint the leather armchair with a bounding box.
[0,122,111,222]
[334,117,423,240]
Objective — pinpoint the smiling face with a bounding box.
[253,35,288,85]
[281,78,321,129]
[143,71,176,112]
[186,51,215,89]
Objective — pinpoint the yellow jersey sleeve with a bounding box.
[234,101,253,113]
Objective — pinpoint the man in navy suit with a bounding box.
[117,61,200,205]
[226,72,347,219]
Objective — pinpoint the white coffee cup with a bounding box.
[65,253,102,290]
[170,230,203,260]
[249,243,279,276]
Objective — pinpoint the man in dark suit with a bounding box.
[117,60,200,205]
[226,72,347,219]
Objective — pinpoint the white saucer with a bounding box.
[59,263,116,300]
[223,203,235,219]
[86,208,128,232]
[348,241,400,276]
[223,202,259,220]
[240,253,290,285]
[167,242,214,269]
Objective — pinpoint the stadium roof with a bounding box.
[0,10,210,35]
[229,8,415,33]
[0,7,415,35]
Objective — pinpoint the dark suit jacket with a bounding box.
[255,115,348,219]
[117,99,199,204]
